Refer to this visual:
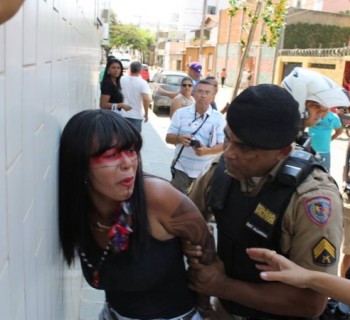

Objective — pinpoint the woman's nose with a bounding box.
[118,152,133,169]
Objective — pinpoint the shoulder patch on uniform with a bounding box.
[312,237,336,266]
[304,196,332,226]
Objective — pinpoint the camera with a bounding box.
[189,139,201,148]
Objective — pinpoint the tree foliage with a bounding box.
[228,0,288,48]
[109,24,155,55]
[284,23,350,49]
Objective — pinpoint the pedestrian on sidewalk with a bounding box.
[119,61,150,132]
[205,76,219,110]
[220,68,227,88]
[157,61,202,99]
[99,58,132,113]
[59,109,216,320]
[169,77,195,118]
[308,110,343,171]
[166,79,226,194]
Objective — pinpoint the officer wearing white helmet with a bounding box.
[284,68,350,316]
[282,67,350,130]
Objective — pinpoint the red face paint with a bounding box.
[90,147,137,167]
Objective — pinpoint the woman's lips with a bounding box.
[120,177,134,187]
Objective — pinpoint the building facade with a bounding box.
[0,1,103,319]
[273,8,350,86]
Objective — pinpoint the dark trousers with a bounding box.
[125,117,142,133]
[221,77,226,87]
[171,168,194,195]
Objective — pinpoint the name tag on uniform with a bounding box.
[245,203,278,239]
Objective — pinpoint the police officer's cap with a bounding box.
[227,84,300,150]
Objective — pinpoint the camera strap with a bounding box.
[172,114,209,168]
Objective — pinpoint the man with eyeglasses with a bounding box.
[185,84,343,320]
[166,79,226,194]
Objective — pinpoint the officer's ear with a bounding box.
[275,145,292,161]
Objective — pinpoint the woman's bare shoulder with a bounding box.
[144,176,183,211]
[144,176,177,198]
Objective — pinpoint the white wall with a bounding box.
[0,0,102,319]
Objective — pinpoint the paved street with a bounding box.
[78,86,349,319]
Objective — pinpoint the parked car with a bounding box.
[141,64,150,82]
[120,57,131,70]
[150,70,188,114]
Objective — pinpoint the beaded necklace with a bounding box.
[80,201,133,288]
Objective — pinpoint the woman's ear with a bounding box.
[0,0,24,24]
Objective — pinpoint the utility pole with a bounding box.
[231,0,263,101]
[199,0,208,60]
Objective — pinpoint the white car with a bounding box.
[120,57,131,70]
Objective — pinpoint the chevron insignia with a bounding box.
[312,237,336,266]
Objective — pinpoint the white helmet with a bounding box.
[281,67,350,119]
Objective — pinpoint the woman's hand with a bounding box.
[246,248,310,289]
[120,103,132,111]
[183,240,203,262]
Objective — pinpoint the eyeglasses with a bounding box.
[182,84,193,88]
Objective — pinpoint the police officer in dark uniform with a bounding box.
[187,84,343,320]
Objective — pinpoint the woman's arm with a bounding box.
[99,94,131,111]
[170,96,182,119]
[145,178,216,312]
[145,178,215,260]
[156,86,179,99]
[100,94,114,109]
[247,247,350,305]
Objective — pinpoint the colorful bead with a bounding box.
[79,201,133,288]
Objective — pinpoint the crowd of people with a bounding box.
[58,60,350,320]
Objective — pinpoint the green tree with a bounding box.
[228,0,288,98]
[109,24,155,62]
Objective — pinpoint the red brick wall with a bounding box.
[218,4,264,46]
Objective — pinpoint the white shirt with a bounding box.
[120,75,150,120]
[167,104,226,178]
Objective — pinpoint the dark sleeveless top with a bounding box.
[80,230,195,319]
[100,78,124,103]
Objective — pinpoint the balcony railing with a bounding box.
[279,46,350,57]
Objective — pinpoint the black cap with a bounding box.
[227,84,300,150]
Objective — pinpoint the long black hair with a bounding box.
[101,58,124,89]
[59,109,148,265]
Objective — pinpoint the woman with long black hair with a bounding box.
[100,58,131,113]
[59,109,215,320]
